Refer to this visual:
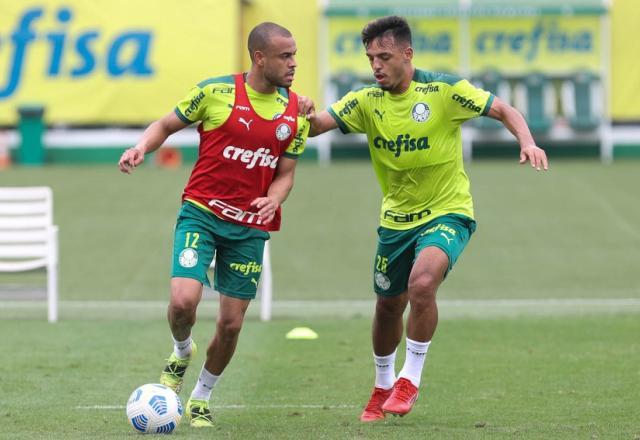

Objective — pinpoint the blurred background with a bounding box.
[2,0,640,161]
[0,0,639,318]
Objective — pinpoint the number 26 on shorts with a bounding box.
[376,255,388,273]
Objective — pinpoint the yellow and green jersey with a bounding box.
[175,75,308,158]
[329,69,494,230]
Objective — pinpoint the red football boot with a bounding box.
[381,377,419,416]
[359,387,393,422]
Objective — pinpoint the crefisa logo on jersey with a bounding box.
[412,103,430,122]
[275,123,292,141]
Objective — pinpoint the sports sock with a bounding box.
[172,334,193,359]
[398,338,431,387]
[373,350,397,390]
[190,365,221,401]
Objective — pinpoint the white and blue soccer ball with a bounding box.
[126,383,183,434]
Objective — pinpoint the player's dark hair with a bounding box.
[248,22,292,61]
[361,16,412,48]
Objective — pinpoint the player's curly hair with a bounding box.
[361,16,412,48]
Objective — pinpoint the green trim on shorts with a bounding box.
[214,288,255,301]
[373,214,476,296]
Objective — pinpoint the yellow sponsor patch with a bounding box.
[229,261,262,275]
[421,223,457,237]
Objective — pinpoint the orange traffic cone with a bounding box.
[155,145,182,169]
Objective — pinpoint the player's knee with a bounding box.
[408,273,439,300]
[169,290,199,317]
[216,316,243,339]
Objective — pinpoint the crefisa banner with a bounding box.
[329,17,461,76]
[0,0,238,125]
[327,14,601,78]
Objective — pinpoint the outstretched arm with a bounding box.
[487,97,549,171]
[296,95,339,138]
[308,110,339,137]
[118,111,189,174]
[250,157,298,224]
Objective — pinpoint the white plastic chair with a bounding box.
[0,187,59,322]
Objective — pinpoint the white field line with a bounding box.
[2,298,640,308]
[2,298,640,318]
[4,298,640,308]
[76,404,357,410]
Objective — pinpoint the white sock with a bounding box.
[172,335,192,359]
[373,350,397,390]
[190,365,221,401]
[398,338,431,387]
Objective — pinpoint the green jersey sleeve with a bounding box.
[173,76,236,131]
[174,86,208,124]
[328,90,366,134]
[445,79,494,125]
[283,116,310,159]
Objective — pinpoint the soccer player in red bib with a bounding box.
[118,22,309,427]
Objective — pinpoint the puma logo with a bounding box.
[374,109,385,121]
[239,117,253,131]
[440,232,454,244]
[250,278,258,287]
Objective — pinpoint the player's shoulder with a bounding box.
[338,83,384,112]
[413,69,463,86]
[351,83,385,99]
[195,74,236,92]
[329,84,380,122]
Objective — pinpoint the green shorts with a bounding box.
[171,202,270,300]
[373,214,476,296]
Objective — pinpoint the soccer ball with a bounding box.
[126,383,183,434]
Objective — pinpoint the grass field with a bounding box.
[1,315,639,439]
[1,160,639,302]
[1,160,639,438]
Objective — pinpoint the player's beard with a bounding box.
[379,71,405,93]
[265,69,294,88]
[378,79,395,92]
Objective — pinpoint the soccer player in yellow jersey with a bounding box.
[306,16,548,421]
